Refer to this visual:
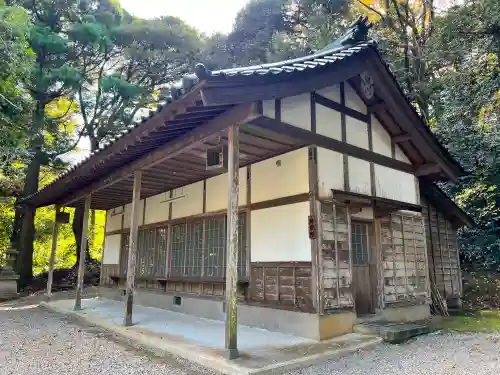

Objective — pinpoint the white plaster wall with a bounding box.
[351,207,374,220]
[206,167,248,212]
[251,202,311,262]
[171,181,204,219]
[346,117,369,150]
[374,164,417,204]
[317,147,344,198]
[262,100,275,118]
[123,199,145,229]
[281,93,311,130]
[317,85,341,103]
[345,84,367,114]
[251,148,309,203]
[372,115,392,157]
[395,145,411,163]
[144,192,170,225]
[102,234,121,265]
[316,104,342,141]
[348,157,371,195]
[106,207,123,232]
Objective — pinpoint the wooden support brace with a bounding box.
[415,163,441,177]
[124,170,142,326]
[392,133,412,143]
[225,124,239,360]
[74,196,91,310]
[46,205,61,298]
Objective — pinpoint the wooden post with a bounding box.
[225,124,239,360]
[74,196,91,311]
[46,205,61,298]
[124,170,142,326]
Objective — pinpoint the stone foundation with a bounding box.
[0,277,18,301]
[98,286,356,340]
[381,303,430,322]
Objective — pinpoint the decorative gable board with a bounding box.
[371,115,392,157]
[316,104,342,140]
[345,84,367,114]
[281,93,311,130]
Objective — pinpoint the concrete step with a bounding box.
[353,321,431,343]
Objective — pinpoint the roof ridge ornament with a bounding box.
[320,15,373,52]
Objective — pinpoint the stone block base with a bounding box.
[381,303,430,322]
[0,278,19,301]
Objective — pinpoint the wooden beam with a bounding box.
[74,195,90,311]
[249,116,414,174]
[415,163,441,177]
[225,124,239,360]
[392,133,412,143]
[124,170,142,326]
[368,101,387,113]
[314,92,369,123]
[59,103,259,207]
[46,205,61,298]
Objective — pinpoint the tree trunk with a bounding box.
[15,154,42,290]
[14,97,45,291]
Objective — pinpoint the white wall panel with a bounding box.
[206,167,247,212]
[106,207,123,232]
[102,234,121,264]
[317,85,341,103]
[123,199,145,229]
[348,157,371,195]
[281,93,311,130]
[251,148,309,203]
[171,181,204,219]
[375,164,417,204]
[345,84,367,114]
[346,117,369,150]
[317,147,344,198]
[251,202,311,262]
[395,145,411,163]
[144,192,170,225]
[262,100,275,118]
[316,104,342,141]
[372,115,392,157]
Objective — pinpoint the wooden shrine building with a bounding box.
[25,18,473,358]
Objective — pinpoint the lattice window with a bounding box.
[205,217,226,278]
[171,223,186,277]
[238,213,248,278]
[381,213,428,303]
[155,227,169,277]
[137,229,156,277]
[352,222,369,265]
[185,221,203,277]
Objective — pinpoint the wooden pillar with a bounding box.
[124,170,142,326]
[225,124,239,360]
[46,205,61,298]
[74,195,91,311]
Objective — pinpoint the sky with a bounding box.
[120,0,250,34]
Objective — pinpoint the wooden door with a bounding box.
[352,221,375,315]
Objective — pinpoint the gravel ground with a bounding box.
[284,331,500,375]
[0,303,217,375]
[2,300,500,375]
